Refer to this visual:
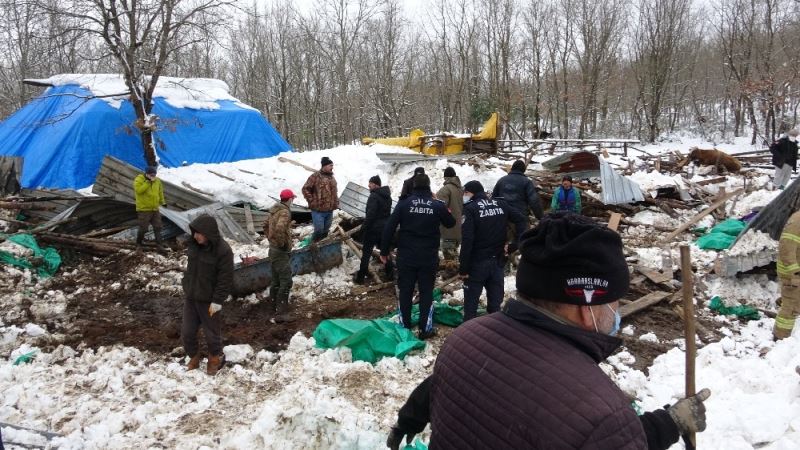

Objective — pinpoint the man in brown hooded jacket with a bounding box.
[182,214,234,375]
[436,167,463,261]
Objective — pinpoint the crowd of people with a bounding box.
[128,155,720,449]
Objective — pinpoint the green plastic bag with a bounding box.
[403,439,428,450]
[13,350,37,366]
[708,296,760,321]
[696,232,736,250]
[312,319,425,363]
[0,233,61,278]
[298,235,314,249]
[711,219,746,236]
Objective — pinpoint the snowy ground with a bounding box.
[2,134,800,449]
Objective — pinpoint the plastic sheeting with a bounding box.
[0,83,292,189]
[0,234,61,277]
[312,319,425,363]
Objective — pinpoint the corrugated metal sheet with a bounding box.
[737,176,800,241]
[375,152,472,165]
[160,203,255,244]
[542,151,600,178]
[17,188,87,221]
[598,157,645,205]
[339,182,398,219]
[92,155,269,230]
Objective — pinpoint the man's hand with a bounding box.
[380,255,388,264]
[386,424,415,450]
[667,388,711,434]
[208,303,222,317]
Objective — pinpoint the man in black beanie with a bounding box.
[491,159,544,219]
[459,180,528,321]
[399,167,425,200]
[381,173,455,339]
[386,213,711,450]
[355,175,393,284]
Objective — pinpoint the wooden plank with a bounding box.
[636,265,674,284]
[608,212,622,231]
[619,291,671,318]
[696,176,728,186]
[243,203,255,234]
[660,189,744,243]
[278,156,316,173]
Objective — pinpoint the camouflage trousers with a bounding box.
[441,239,460,261]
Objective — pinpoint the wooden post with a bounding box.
[716,187,726,215]
[608,212,622,231]
[680,244,697,449]
[623,142,628,157]
[243,203,256,235]
[655,156,661,172]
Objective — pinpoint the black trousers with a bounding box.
[462,257,505,321]
[397,258,436,332]
[359,230,394,277]
[181,300,222,356]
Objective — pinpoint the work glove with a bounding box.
[386,423,415,450]
[667,388,711,434]
[208,303,222,317]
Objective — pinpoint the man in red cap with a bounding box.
[266,189,296,318]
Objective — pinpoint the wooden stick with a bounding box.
[336,226,381,283]
[181,181,213,196]
[207,169,236,182]
[661,189,743,243]
[680,245,697,449]
[278,156,317,173]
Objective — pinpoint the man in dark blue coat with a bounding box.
[459,180,528,321]
[356,175,393,284]
[491,160,544,219]
[381,174,456,339]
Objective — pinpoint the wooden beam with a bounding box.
[636,265,674,284]
[278,157,316,173]
[243,203,255,235]
[660,189,743,243]
[619,291,671,318]
[181,181,213,196]
[607,212,622,231]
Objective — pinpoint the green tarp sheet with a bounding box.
[0,233,61,277]
[312,319,425,363]
[708,296,760,321]
[695,219,746,250]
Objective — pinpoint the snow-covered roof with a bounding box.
[23,74,254,111]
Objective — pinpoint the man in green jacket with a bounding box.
[133,166,166,250]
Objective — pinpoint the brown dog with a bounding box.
[687,147,742,172]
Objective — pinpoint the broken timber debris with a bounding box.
[660,188,744,243]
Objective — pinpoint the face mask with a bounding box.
[463,195,472,204]
[589,304,621,336]
[607,304,621,336]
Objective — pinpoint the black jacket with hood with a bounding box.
[491,169,544,219]
[772,136,799,171]
[182,214,234,304]
[363,185,392,240]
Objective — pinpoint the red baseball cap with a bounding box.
[280,189,296,201]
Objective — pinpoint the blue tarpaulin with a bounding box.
[0,83,292,189]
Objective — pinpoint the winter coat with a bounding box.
[491,170,544,219]
[363,186,392,241]
[133,174,165,212]
[399,176,416,200]
[421,297,680,450]
[302,171,339,211]
[459,192,528,273]
[551,186,582,213]
[778,210,800,280]
[772,136,799,171]
[436,177,463,241]
[182,215,234,304]
[266,202,293,251]
[380,189,456,265]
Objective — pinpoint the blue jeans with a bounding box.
[463,257,505,321]
[311,211,333,241]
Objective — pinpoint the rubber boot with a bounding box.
[274,293,292,323]
[353,271,366,285]
[186,355,202,371]
[207,354,226,376]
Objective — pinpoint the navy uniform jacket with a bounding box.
[459,192,528,273]
[380,189,456,264]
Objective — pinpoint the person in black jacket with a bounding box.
[772,129,799,189]
[399,167,425,200]
[386,213,711,450]
[491,160,544,219]
[356,175,393,284]
[381,174,456,339]
[459,180,528,321]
